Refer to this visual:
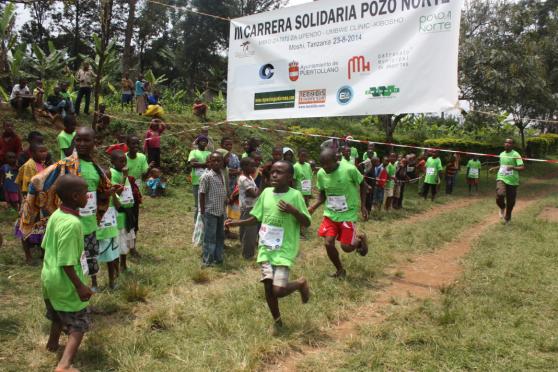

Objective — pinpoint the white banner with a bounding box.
[227,0,463,121]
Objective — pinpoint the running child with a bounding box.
[238,156,259,259]
[41,175,94,372]
[309,148,368,278]
[293,148,313,206]
[226,161,311,332]
[466,156,482,195]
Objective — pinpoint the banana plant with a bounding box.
[144,69,168,88]
[29,41,73,81]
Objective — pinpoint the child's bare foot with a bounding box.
[329,269,346,279]
[54,366,80,372]
[298,278,310,303]
[270,317,283,336]
[356,234,368,256]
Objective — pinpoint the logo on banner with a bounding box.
[336,86,354,105]
[299,89,327,107]
[365,85,400,98]
[289,61,300,82]
[348,56,371,80]
[254,90,296,110]
[259,64,275,80]
[419,11,453,33]
[235,41,256,58]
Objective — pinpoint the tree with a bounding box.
[121,0,137,73]
[0,3,16,89]
[92,0,116,119]
[20,0,54,51]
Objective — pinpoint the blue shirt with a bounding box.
[135,80,144,97]
[1,164,19,192]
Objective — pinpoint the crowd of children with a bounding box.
[2,116,529,369]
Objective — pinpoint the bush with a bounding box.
[423,137,502,163]
[526,134,558,158]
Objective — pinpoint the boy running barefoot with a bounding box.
[42,175,94,372]
[308,149,369,278]
[226,161,311,331]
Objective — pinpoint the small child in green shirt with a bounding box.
[226,161,311,333]
[41,175,94,372]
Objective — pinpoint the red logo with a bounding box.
[289,61,300,82]
[347,56,371,79]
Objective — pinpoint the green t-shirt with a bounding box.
[188,149,211,185]
[57,130,75,160]
[466,159,482,179]
[424,157,443,185]
[293,162,313,196]
[126,153,149,182]
[362,151,378,161]
[79,160,100,235]
[350,147,359,164]
[250,187,310,268]
[110,168,133,230]
[386,162,396,189]
[316,160,364,222]
[41,209,88,312]
[497,150,524,186]
[241,152,249,159]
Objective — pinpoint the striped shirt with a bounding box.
[199,169,227,216]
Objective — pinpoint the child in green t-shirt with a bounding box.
[226,161,311,332]
[293,148,313,206]
[41,175,94,371]
[466,156,482,195]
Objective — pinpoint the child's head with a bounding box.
[221,137,233,152]
[149,119,161,130]
[298,148,308,163]
[197,136,208,151]
[3,121,15,136]
[27,131,44,146]
[149,167,161,179]
[382,156,389,166]
[389,152,397,163]
[504,138,514,151]
[341,145,351,159]
[63,115,77,134]
[431,149,439,158]
[240,156,256,176]
[127,135,140,154]
[56,175,88,209]
[99,104,106,113]
[366,143,375,158]
[75,127,96,158]
[372,156,380,166]
[18,78,28,88]
[270,160,294,189]
[4,152,16,166]
[116,133,127,144]
[207,152,224,172]
[320,148,339,173]
[251,151,262,167]
[30,143,48,163]
[59,81,69,91]
[399,157,408,166]
[111,150,127,171]
[36,79,43,88]
[283,147,294,162]
[271,146,283,162]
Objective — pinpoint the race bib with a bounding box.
[426,167,436,176]
[469,168,479,177]
[301,180,312,193]
[327,195,348,212]
[120,180,134,205]
[195,168,206,177]
[350,157,356,165]
[80,251,89,276]
[98,207,117,228]
[498,166,513,177]
[79,192,97,217]
[259,224,284,251]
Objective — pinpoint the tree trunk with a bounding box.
[93,0,114,121]
[122,0,136,73]
[72,1,81,71]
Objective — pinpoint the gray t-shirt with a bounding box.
[238,175,257,209]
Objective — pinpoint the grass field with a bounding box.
[1,113,558,371]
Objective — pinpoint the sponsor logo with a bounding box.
[254,90,296,111]
[300,61,339,77]
[299,89,327,107]
[348,56,371,80]
[419,11,452,33]
[365,85,400,98]
[336,86,353,105]
[289,61,300,82]
[235,40,256,58]
[259,64,275,80]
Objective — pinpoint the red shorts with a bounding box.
[318,217,356,246]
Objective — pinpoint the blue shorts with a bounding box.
[373,188,384,205]
[122,93,133,104]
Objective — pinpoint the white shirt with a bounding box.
[10,84,30,100]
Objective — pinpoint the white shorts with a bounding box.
[118,229,136,255]
[260,262,289,288]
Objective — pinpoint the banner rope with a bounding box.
[146,0,230,22]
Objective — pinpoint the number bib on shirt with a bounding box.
[469,168,479,177]
[499,166,513,177]
[79,192,97,217]
[426,167,436,176]
[259,224,284,251]
[327,195,348,212]
[195,168,206,177]
[80,251,89,275]
[98,207,117,228]
[301,180,312,193]
[120,181,134,205]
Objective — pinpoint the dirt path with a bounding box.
[268,195,544,372]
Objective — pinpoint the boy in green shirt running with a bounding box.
[188,136,211,221]
[41,175,94,372]
[489,138,525,223]
[226,161,311,332]
[309,149,369,278]
[57,115,76,160]
[384,153,397,210]
[466,155,482,195]
[421,150,444,201]
[293,148,313,206]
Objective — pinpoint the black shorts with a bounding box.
[44,299,90,334]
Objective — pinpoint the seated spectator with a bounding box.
[45,87,68,117]
[33,80,45,110]
[59,82,75,114]
[10,78,33,114]
[192,99,208,121]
